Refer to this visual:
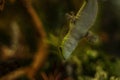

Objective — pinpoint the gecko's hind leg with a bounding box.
[85,31,99,44]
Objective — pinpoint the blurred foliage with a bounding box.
[0,0,120,80]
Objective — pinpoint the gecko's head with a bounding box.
[58,46,66,60]
[58,45,73,60]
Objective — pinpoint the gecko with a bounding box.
[60,0,98,59]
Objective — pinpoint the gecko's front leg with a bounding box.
[65,11,78,24]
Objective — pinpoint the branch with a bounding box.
[21,0,48,78]
[0,0,48,79]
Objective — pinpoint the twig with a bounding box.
[0,67,28,80]
[40,72,49,80]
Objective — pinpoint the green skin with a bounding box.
[60,0,98,59]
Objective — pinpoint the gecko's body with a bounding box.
[60,0,98,59]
